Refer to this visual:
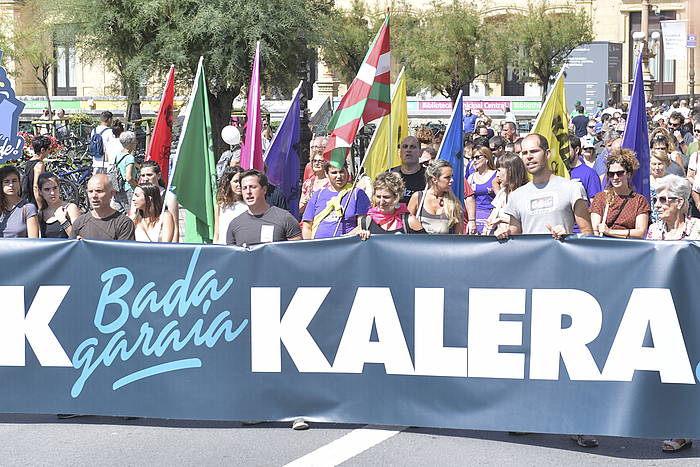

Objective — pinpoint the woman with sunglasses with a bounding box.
[650,129,685,175]
[589,149,650,239]
[650,149,672,222]
[37,173,81,238]
[466,145,499,234]
[647,174,700,242]
[299,148,330,216]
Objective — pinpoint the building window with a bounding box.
[54,42,77,96]
[629,10,676,97]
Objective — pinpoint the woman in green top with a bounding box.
[112,130,138,213]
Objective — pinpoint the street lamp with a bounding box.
[632,29,661,101]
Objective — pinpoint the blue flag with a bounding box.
[437,90,465,206]
[265,84,302,218]
[622,53,650,200]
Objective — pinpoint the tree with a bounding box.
[315,0,375,85]
[50,0,161,121]
[510,0,593,101]
[395,1,513,103]
[5,1,59,115]
[151,0,330,157]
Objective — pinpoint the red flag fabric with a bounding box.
[146,65,175,182]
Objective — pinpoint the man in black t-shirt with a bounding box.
[390,136,426,204]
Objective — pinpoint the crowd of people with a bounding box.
[1,100,699,444]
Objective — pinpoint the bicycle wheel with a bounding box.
[59,178,90,213]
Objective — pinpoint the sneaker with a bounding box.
[572,434,599,448]
[292,418,309,430]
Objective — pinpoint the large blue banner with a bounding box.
[1,235,699,439]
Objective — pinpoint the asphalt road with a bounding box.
[1,414,698,466]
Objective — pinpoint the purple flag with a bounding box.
[241,42,263,171]
[264,84,301,218]
[622,53,650,200]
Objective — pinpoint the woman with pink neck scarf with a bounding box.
[357,172,420,239]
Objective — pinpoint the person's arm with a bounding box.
[465,195,477,234]
[302,221,313,240]
[33,161,45,207]
[213,204,221,244]
[160,212,175,243]
[573,199,593,235]
[286,214,303,241]
[166,192,180,242]
[125,163,137,188]
[600,212,649,239]
[496,215,521,239]
[345,215,366,236]
[118,217,136,240]
[454,209,464,234]
[491,174,501,194]
[26,214,40,238]
[590,212,603,237]
[407,191,420,216]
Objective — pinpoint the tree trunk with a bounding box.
[208,88,238,162]
[124,79,142,122]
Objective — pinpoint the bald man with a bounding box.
[391,135,426,203]
[70,174,135,240]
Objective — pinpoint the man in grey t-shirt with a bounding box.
[226,170,301,247]
[499,134,593,239]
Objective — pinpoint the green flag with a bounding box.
[169,57,217,243]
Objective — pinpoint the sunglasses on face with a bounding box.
[669,122,680,128]
[694,128,700,134]
[607,170,626,178]
[652,196,680,205]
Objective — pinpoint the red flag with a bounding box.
[146,65,175,182]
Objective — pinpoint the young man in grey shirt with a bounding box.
[226,170,301,247]
[499,133,593,239]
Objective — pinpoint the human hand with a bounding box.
[596,223,607,237]
[495,228,510,240]
[358,229,371,241]
[546,224,567,240]
[466,220,477,235]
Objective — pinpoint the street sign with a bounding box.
[689,34,697,48]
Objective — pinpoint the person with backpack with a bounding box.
[22,135,50,208]
[89,111,114,174]
[110,131,138,213]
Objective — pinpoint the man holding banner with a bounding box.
[499,134,592,239]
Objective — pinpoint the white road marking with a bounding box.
[283,425,404,467]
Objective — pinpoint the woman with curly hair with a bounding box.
[357,171,422,239]
[213,166,247,244]
[408,159,463,234]
[415,126,433,149]
[589,149,650,239]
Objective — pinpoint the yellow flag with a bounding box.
[361,67,409,179]
[532,71,570,178]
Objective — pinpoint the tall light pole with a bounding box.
[632,0,660,102]
[689,0,696,106]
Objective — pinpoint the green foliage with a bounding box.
[401,1,513,102]
[317,0,513,103]
[67,113,94,126]
[509,0,594,100]
[315,0,375,85]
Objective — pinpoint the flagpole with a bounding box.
[386,7,392,173]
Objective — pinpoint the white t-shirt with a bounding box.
[216,201,248,245]
[92,125,114,169]
[504,176,587,234]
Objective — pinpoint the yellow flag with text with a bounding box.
[361,68,408,179]
[532,72,570,178]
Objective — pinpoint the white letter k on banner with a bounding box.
[0,286,72,366]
